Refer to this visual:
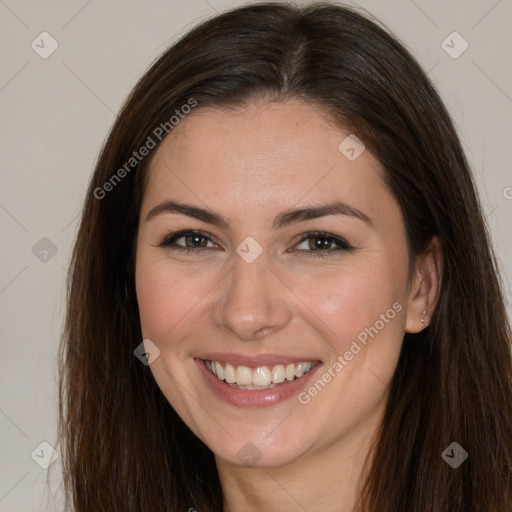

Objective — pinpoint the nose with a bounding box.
[213,252,292,341]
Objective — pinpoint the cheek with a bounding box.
[297,264,406,359]
[304,272,401,340]
[135,253,210,341]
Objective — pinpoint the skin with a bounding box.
[135,100,442,512]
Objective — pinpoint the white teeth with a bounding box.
[215,361,224,381]
[285,363,295,381]
[253,366,272,386]
[228,383,277,390]
[272,364,286,384]
[295,362,313,378]
[206,360,215,374]
[235,365,253,385]
[206,360,315,388]
[224,363,236,384]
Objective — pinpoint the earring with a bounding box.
[420,309,428,327]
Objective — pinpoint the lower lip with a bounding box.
[195,359,322,407]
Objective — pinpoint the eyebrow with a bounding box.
[145,199,372,229]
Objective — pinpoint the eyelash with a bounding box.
[157,229,354,258]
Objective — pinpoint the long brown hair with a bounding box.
[58,2,512,510]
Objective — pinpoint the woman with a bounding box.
[58,2,512,511]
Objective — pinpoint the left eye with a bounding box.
[292,232,353,256]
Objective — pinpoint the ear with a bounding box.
[405,236,443,333]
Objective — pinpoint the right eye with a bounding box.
[158,230,220,254]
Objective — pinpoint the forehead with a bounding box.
[151,100,354,175]
[143,100,393,225]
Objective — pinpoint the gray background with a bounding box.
[0,0,510,510]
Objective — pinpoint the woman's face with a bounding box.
[135,100,419,468]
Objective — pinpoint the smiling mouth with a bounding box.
[203,360,316,390]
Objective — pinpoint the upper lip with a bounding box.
[196,352,321,367]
